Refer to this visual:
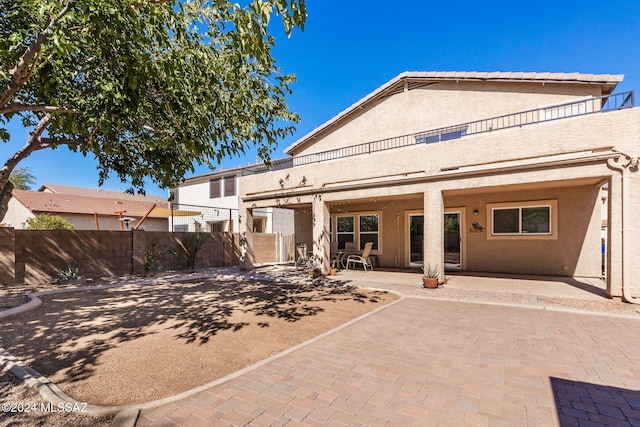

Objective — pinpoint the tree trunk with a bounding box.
[0,180,14,222]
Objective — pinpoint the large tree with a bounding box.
[0,0,306,218]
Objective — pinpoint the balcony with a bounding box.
[242,91,634,175]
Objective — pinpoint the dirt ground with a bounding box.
[0,277,396,412]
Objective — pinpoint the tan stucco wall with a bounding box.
[295,81,603,156]
[294,208,313,247]
[326,197,423,268]
[240,85,640,295]
[244,108,640,202]
[444,185,601,277]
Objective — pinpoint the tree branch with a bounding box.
[40,137,89,148]
[0,1,77,107]
[0,102,76,115]
[0,113,53,192]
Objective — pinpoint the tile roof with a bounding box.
[12,189,169,217]
[40,184,167,203]
[284,71,624,155]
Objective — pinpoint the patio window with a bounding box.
[359,214,379,250]
[336,216,355,250]
[332,212,382,252]
[489,200,557,239]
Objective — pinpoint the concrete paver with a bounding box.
[136,296,640,426]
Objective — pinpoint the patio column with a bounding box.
[628,165,640,296]
[239,203,254,271]
[424,188,444,281]
[607,174,623,297]
[312,197,330,274]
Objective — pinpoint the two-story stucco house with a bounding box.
[172,164,294,234]
[238,71,640,301]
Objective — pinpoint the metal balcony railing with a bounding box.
[243,90,634,174]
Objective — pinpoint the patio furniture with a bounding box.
[295,243,310,270]
[330,241,340,269]
[346,242,375,271]
[340,241,358,269]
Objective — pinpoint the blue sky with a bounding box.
[3,0,640,197]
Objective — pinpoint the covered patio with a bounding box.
[329,268,609,301]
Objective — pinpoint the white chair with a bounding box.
[346,242,374,271]
[340,241,358,269]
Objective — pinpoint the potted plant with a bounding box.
[306,258,323,279]
[421,263,440,288]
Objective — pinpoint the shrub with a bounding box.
[182,232,208,271]
[26,214,74,230]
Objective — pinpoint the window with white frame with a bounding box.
[336,216,355,250]
[332,212,382,252]
[359,214,379,250]
[489,200,556,239]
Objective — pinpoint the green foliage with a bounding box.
[143,238,176,274]
[9,166,36,190]
[444,215,460,233]
[182,232,208,271]
[57,266,79,281]
[422,263,440,278]
[26,213,74,230]
[143,239,163,275]
[0,0,306,215]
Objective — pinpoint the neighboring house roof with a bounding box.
[12,189,169,218]
[39,184,167,203]
[284,71,624,155]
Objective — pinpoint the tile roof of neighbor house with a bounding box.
[284,71,625,155]
[12,189,169,217]
[40,184,167,202]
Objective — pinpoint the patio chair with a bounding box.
[295,243,309,270]
[340,241,358,269]
[346,242,374,272]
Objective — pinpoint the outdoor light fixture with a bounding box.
[119,217,136,230]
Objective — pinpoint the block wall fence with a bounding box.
[0,228,279,285]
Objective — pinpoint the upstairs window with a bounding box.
[209,178,221,198]
[415,127,467,144]
[224,177,236,196]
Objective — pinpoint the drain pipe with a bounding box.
[607,153,640,304]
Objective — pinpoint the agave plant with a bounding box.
[422,263,440,278]
[57,267,80,282]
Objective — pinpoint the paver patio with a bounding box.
[137,295,640,426]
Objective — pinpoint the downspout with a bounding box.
[607,153,640,304]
